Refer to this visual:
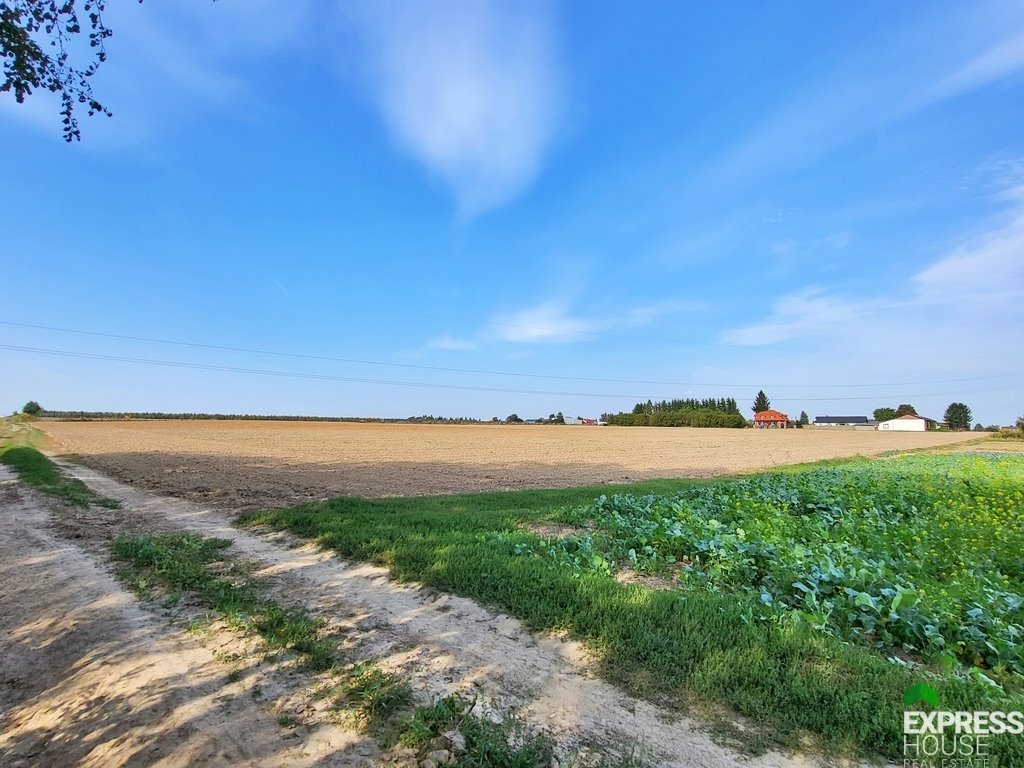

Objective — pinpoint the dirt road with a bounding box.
[1,459,853,767]
[40,420,982,508]
[0,465,376,768]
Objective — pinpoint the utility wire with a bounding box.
[2,319,1020,390]
[1,344,1020,403]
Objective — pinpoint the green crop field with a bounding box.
[244,451,1024,761]
[542,453,1024,680]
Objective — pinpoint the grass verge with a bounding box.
[0,444,120,508]
[240,469,1024,761]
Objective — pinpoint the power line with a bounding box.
[0,344,647,399]
[2,319,1020,390]
[1,343,1020,403]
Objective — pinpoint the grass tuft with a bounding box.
[332,661,412,723]
[398,694,554,768]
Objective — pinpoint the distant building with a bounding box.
[877,414,936,432]
[813,416,869,427]
[753,409,789,429]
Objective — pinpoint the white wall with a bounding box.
[878,417,927,432]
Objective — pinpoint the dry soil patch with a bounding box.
[40,421,982,508]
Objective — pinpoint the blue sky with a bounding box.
[2,0,1023,424]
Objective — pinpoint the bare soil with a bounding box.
[39,421,982,509]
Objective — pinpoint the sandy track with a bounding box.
[0,466,374,768]
[46,458,866,768]
[40,421,981,508]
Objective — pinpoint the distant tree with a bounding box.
[554,411,565,424]
[21,400,41,415]
[1017,415,1024,434]
[799,411,809,425]
[873,407,897,422]
[752,390,771,413]
[973,423,985,432]
[506,413,523,423]
[943,402,972,431]
[895,404,918,417]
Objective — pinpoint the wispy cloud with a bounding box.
[912,193,1024,309]
[424,297,697,351]
[770,241,797,256]
[930,29,1024,102]
[712,9,1024,189]
[489,301,594,343]
[426,334,478,351]
[818,231,852,249]
[724,178,1024,348]
[344,0,563,216]
[721,288,868,347]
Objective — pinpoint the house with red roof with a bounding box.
[753,409,790,428]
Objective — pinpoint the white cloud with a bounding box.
[912,203,1024,308]
[930,30,1024,101]
[425,296,694,351]
[721,288,867,347]
[621,301,701,325]
[818,231,852,249]
[490,301,594,343]
[724,183,1024,349]
[344,0,563,215]
[426,334,477,351]
[711,10,1024,189]
[770,241,798,256]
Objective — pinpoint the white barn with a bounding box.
[877,415,932,432]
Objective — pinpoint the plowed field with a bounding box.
[39,420,982,509]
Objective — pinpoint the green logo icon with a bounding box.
[904,682,940,709]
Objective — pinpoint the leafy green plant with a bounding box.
[533,453,1024,680]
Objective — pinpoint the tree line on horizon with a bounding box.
[18,400,1015,433]
[602,396,746,428]
[19,407,489,425]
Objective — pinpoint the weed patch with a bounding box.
[395,694,553,768]
[329,661,412,724]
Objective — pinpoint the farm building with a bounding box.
[813,416,869,427]
[877,414,936,432]
[753,409,789,428]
